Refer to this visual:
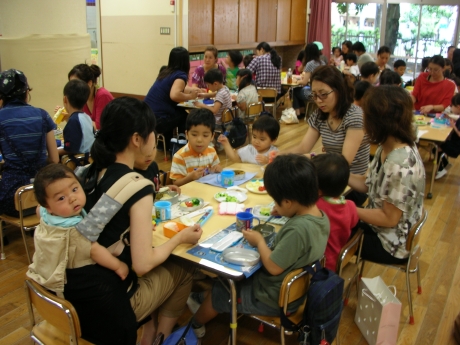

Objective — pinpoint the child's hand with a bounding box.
[270,208,281,217]
[255,154,269,165]
[449,118,456,127]
[242,229,264,247]
[115,261,129,280]
[217,134,229,145]
[54,105,62,113]
[193,100,201,108]
[188,168,205,180]
[178,224,203,245]
[197,93,209,99]
[189,89,199,99]
[167,185,181,195]
[210,164,222,173]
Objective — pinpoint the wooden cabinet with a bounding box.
[188,0,213,47]
[188,0,307,52]
[290,0,307,42]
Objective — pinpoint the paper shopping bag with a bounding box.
[355,276,401,345]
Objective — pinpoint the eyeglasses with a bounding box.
[309,90,334,101]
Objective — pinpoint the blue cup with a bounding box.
[236,212,260,232]
[56,139,62,147]
[216,170,235,187]
[154,201,172,221]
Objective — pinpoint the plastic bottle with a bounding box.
[340,60,345,72]
[287,68,293,84]
[53,107,67,124]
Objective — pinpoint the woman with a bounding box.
[247,42,282,95]
[411,55,456,114]
[191,45,226,91]
[144,47,199,150]
[63,97,202,345]
[68,64,113,130]
[376,46,392,72]
[0,69,59,217]
[341,40,353,59]
[292,43,326,119]
[287,65,369,174]
[349,86,425,264]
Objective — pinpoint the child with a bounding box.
[360,61,380,85]
[330,47,343,67]
[193,69,232,124]
[243,54,255,68]
[311,153,359,271]
[294,51,305,75]
[170,109,222,186]
[379,70,402,86]
[344,53,360,77]
[393,59,407,77]
[353,81,372,108]
[187,154,329,338]
[58,79,95,164]
[225,50,243,91]
[234,69,259,118]
[29,164,129,281]
[436,94,460,179]
[218,116,279,165]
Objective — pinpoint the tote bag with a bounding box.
[355,276,401,345]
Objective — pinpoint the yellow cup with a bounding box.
[281,72,287,80]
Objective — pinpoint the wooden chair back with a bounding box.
[221,107,237,124]
[335,228,364,276]
[14,184,38,212]
[25,279,83,342]
[247,102,263,117]
[257,88,277,99]
[278,268,310,308]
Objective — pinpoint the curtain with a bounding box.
[307,0,332,60]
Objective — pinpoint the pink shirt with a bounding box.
[317,197,359,271]
[83,87,114,130]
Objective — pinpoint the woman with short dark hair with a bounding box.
[411,55,456,114]
[349,85,425,264]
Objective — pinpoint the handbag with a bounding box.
[280,107,299,124]
[153,320,199,345]
[355,277,401,345]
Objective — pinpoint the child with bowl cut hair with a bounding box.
[170,109,222,186]
[187,154,330,338]
[311,153,359,271]
[218,116,280,165]
[225,50,243,91]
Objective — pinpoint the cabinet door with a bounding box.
[188,0,213,47]
[290,0,307,42]
[257,0,277,43]
[239,0,257,44]
[276,0,291,42]
[214,0,239,45]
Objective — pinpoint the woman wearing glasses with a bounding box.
[411,55,456,114]
[285,65,369,204]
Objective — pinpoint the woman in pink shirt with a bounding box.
[411,55,456,114]
[68,64,114,130]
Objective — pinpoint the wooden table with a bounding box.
[152,163,273,345]
[417,117,452,199]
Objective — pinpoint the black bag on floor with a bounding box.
[170,133,187,157]
[221,108,247,148]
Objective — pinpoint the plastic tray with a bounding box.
[222,248,260,266]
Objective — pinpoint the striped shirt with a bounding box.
[304,60,325,73]
[308,104,369,175]
[247,53,281,93]
[170,143,220,180]
[215,86,232,124]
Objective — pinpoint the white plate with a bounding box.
[447,114,459,121]
[246,179,267,194]
[178,198,204,212]
[252,205,273,221]
[214,191,247,203]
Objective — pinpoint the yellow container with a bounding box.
[405,86,414,91]
[281,72,287,80]
[53,107,68,124]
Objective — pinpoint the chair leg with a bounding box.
[416,261,422,294]
[0,221,5,260]
[280,325,285,345]
[20,226,32,264]
[406,264,414,325]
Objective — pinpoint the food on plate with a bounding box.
[180,198,201,208]
[258,186,266,192]
[215,192,239,202]
[246,180,267,193]
[164,222,179,231]
[259,206,272,217]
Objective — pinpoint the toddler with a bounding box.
[225,50,243,91]
[234,69,259,118]
[28,164,129,287]
[393,60,407,77]
[193,69,232,124]
[331,47,343,67]
[360,61,380,85]
[311,153,359,271]
[344,53,360,77]
[218,116,279,165]
[170,109,222,186]
[58,79,95,165]
[187,154,330,338]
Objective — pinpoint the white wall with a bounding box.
[100,0,187,95]
[0,0,90,114]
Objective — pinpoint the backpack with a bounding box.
[170,133,187,157]
[280,260,344,345]
[221,108,247,148]
[259,101,274,118]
